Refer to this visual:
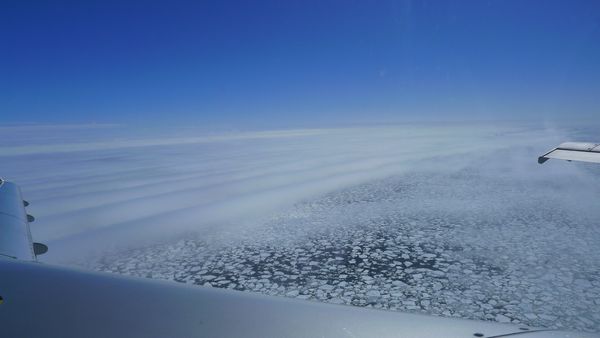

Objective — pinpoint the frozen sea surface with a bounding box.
[95,149,600,333]
[2,123,599,332]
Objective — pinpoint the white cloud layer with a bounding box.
[0,122,593,263]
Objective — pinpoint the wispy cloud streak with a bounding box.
[0,123,582,262]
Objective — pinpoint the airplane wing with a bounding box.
[538,142,600,164]
[1,257,596,338]
[1,179,598,337]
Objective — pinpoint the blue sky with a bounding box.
[2,1,599,127]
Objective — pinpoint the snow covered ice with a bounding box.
[94,155,600,332]
[2,123,599,332]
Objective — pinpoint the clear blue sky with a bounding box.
[2,1,599,127]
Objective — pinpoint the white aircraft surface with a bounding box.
[538,142,600,164]
[0,144,598,337]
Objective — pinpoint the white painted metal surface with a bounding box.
[0,179,35,260]
[538,142,600,164]
[1,258,598,338]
